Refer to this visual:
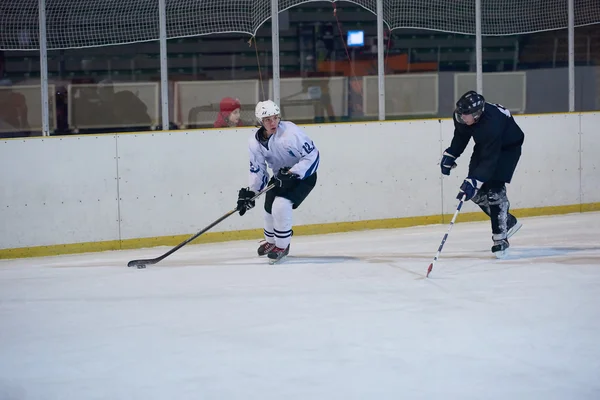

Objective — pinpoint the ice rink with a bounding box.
[1,212,599,400]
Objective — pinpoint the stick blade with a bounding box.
[426,263,433,277]
[127,259,156,268]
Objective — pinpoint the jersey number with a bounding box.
[302,142,315,154]
[491,103,512,118]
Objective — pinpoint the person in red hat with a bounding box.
[213,97,243,128]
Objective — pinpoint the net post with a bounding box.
[568,0,575,112]
[38,0,50,136]
[158,0,170,129]
[475,0,483,95]
[271,0,280,105]
[377,0,385,121]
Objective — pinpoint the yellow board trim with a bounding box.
[2,202,599,260]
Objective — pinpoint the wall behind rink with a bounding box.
[1,113,599,258]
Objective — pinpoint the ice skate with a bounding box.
[492,235,510,259]
[257,241,276,257]
[507,216,522,239]
[268,245,290,264]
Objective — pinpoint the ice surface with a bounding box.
[1,213,599,400]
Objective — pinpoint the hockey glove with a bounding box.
[440,150,457,176]
[237,187,256,216]
[275,167,299,189]
[457,178,482,201]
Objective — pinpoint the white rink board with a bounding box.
[0,135,119,248]
[440,114,582,215]
[1,113,599,250]
[440,118,476,216]
[580,113,600,204]
[117,121,443,239]
[296,120,444,226]
[116,129,262,239]
[511,114,581,208]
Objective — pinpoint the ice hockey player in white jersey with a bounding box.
[236,100,320,264]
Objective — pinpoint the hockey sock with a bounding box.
[263,211,275,243]
[488,187,509,237]
[272,197,294,249]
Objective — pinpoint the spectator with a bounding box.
[97,79,152,132]
[213,97,243,128]
[54,85,69,134]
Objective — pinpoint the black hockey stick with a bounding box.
[426,194,466,277]
[127,184,276,269]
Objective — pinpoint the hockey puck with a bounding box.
[137,264,146,269]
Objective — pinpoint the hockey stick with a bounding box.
[426,194,466,277]
[127,184,276,269]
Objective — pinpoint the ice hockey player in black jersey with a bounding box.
[440,91,525,257]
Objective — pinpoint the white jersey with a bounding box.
[248,120,320,192]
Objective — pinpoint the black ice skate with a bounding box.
[492,235,510,259]
[258,241,276,257]
[507,215,523,239]
[268,245,290,264]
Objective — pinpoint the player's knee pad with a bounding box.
[272,197,294,241]
[471,190,489,207]
[272,196,293,218]
[487,186,507,206]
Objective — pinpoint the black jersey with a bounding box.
[447,103,525,183]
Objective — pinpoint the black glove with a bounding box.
[440,149,457,176]
[457,177,482,201]
[275,167,299,189]
[237,187,256,216]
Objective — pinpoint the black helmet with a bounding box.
[455,90,485,122]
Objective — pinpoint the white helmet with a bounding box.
[255,100,281,123]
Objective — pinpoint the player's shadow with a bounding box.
[283,256,360,264]
[499,246,600,261]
